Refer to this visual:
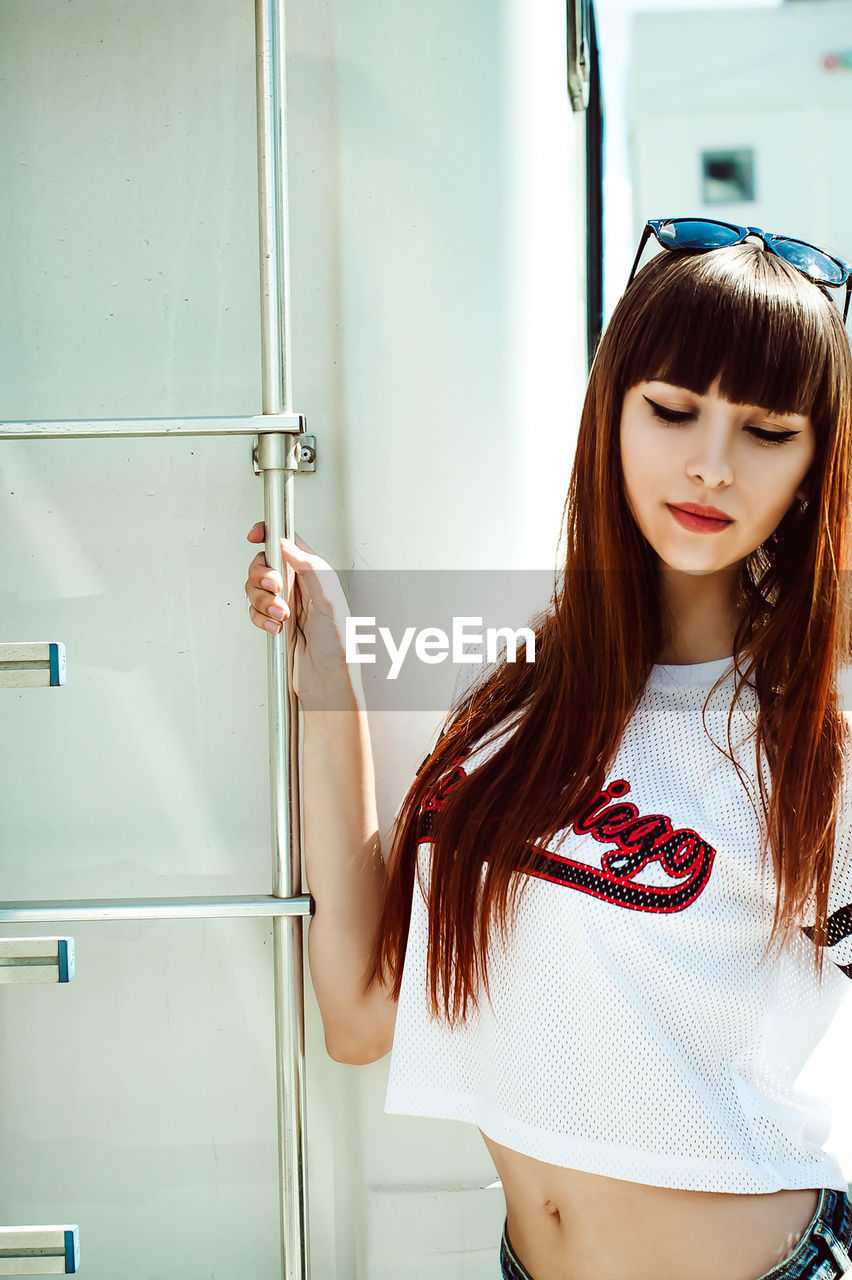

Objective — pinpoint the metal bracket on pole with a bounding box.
[252,430,316,477]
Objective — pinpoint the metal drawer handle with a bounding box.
[0,644,65,688]
[0,938,74,984]
[0,1225,80,1274]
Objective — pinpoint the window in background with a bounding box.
[701,149,755,204]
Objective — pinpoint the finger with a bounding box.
[278,539,326,604]
[248,597,291,626]
[247,566,282,594]
[247,521,266,542]
[279,535,321,571]
[247,552,282,592]
[246,579,290,616]
[278,537,343,616]
[249,604,283,635]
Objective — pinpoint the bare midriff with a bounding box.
[480,1130,821,1280]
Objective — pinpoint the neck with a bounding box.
[655,561,744,665]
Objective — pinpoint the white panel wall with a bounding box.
[0,1,589,1277]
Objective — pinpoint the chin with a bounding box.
[664,564,719,577]
[652,546,726,574]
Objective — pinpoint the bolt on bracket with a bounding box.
[252,425,316,475]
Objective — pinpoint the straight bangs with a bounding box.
[615,244,838,425]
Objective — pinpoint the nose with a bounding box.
[684,422,735,489]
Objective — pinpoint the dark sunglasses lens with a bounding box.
[657,220,741,249]
[772,238,845,285]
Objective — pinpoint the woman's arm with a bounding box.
[245,524,397,1064]
[302,684,398,1064]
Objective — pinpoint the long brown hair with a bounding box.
[366,242,852,1024]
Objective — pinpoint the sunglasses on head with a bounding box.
[627,218,852,322]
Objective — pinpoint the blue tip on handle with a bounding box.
[49,643,65,687]
[58,939,73,983]
[64,1227,79,1273]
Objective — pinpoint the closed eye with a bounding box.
[643,396,798,447]
[645,397,692,424]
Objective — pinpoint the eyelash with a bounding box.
[648,401,797,447]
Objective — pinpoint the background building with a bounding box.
[627,0,852,261]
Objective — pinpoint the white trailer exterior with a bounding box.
[0,2,594,1276]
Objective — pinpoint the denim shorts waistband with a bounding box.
[498,1188,852,1280]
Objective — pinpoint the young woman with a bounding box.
[245,220,852,1280]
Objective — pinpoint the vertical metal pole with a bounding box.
[254,1,311,1277]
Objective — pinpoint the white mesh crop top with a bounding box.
[384,655,852,1193]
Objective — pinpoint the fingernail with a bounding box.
[268,605,284,620]
[264,620,280,634]
[261,576,277,590]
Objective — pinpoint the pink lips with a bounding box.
[672,502,732,521]
[668,504,733,533]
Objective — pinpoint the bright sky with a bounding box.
[594,0,782,320]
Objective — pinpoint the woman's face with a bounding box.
[619,376,816,574]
